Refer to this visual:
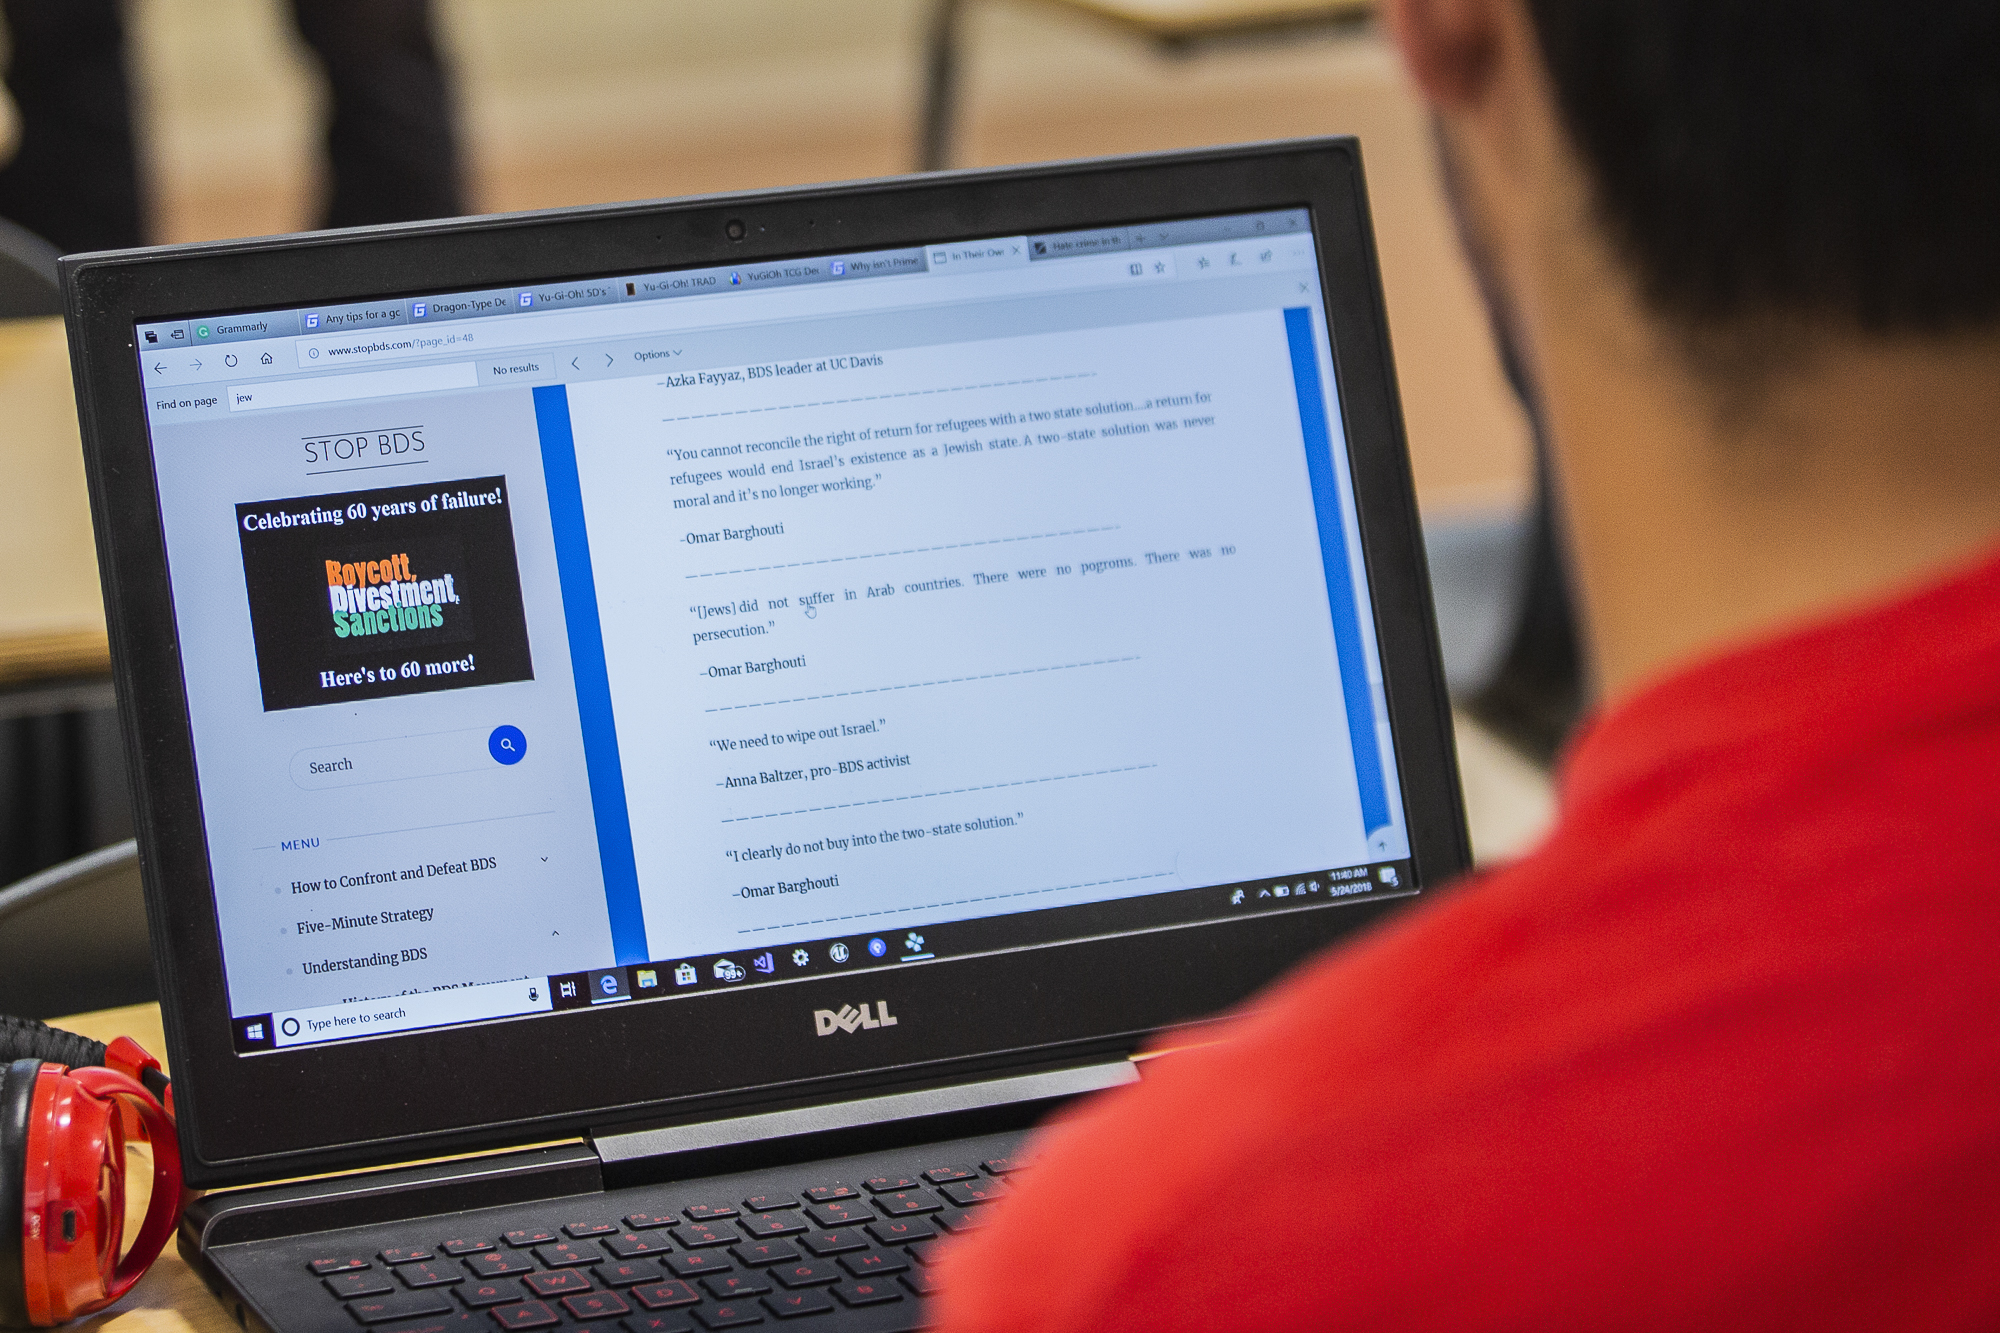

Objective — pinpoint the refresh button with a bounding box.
[488,725,527,765]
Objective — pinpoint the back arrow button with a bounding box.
[570,357,579,370]
[153,361,165,373]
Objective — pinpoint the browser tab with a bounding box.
[523,278,624,312]
[1028,228,1129,261]
[926,237,1028,271]
[191,311,300,344]
[620,268,731,302]
[412,288,516,323]
[831,247,927,278]
[736,256,839,290]
[300,299,410,333]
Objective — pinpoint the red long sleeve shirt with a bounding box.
[932,546,2000,1330]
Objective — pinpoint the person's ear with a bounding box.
[1383,0,1509,112]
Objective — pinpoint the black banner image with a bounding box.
[237,476,534,710]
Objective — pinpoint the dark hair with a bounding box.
[1524,0,2000,336]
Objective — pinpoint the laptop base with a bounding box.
[185,1126,1038,1333]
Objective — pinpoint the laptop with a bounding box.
[60,139,1468,1332]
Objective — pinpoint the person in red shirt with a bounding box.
[932,0,2000,1327]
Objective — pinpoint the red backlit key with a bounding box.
[865,1218,935,1246]
[487,1300,557,1330]
[326,1272,394,1299]
[455,1281,522,1309]
[678,1222,736,1249]
[839,1251,907,1278]
[831,1280,901,1307]
[701,1274,770,1300]
[804,1202,869,1228]
[313,1257,371,1276]
[762,1290,833,1319]
[559,1292,629,1321]
[801,1184,857,1204]
[871,1191,941,1218]
[533,1241,600,1268]
[464,1252,535,1278]
[604,1233,672,1259]
[521,1271,590,1298]
[629,1281,701,1310]
[502,1229,557,1248]
[347,1293,453,1325]
[939,1180,1007,1207]
[770,1261,840,1289]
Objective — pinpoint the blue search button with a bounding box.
[488,725,527,765]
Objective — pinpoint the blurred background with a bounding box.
[0,0,1567,1015]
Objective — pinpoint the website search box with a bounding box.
[228,361,477,411]
[291,727,511,790]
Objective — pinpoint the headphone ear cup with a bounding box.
[0,1058,40,1329]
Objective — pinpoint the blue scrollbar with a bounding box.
[1283,307,1391,837]
[531,384,650,963]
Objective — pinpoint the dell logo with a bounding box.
[814,1001,898,1036]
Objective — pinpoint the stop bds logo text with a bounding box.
[303,424,425,466]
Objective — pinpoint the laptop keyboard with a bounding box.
[290,1156,1025,1332]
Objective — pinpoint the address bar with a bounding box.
[291,248,1185,369]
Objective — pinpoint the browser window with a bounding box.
[134,208,1414,1053]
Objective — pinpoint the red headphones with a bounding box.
[1,1016,183,1327]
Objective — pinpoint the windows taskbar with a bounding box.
[546,858,1416,1011]
[228,859,1413,1053]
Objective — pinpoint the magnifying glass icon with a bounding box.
[488,725,527,765]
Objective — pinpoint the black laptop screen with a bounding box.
[131,207,1416,1054]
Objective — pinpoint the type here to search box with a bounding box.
[229,361,476,411]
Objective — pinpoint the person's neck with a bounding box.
[1538,308,2000,704]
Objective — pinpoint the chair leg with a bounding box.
[918,0,968,172]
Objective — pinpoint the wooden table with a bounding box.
[50,1003,227,1333]
[919,0,1378,169]
[0,316,110,695]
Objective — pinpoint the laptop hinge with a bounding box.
[590,1059,1138,1187]
[183,1143,604,1251]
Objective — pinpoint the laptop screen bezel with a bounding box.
[63,140,1470,1189]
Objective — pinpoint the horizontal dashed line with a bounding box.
[740,871,1174,934]
[703,656,1139,713]
[719,764,1155,824]
[659,371,1095,423]
[689,525,1119,579]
